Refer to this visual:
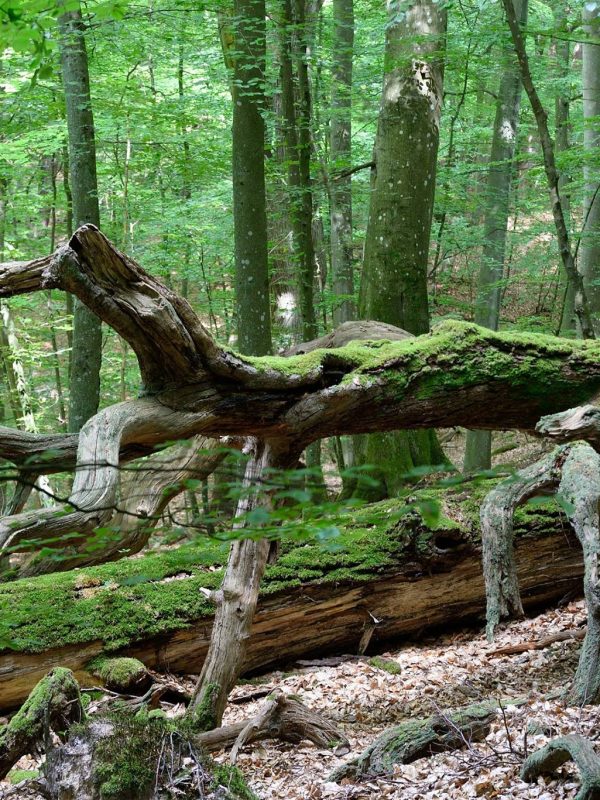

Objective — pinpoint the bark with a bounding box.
[231,0,272,356]
[555,3,575,336]
[330,703,496,780]
[0,493,585,712]
[500,0,595,339]
[329,0,354,325]
[581,1,600,330]
[360,0,446,336]
[521,734,600,800]
[6,435,230,578]
[57,2,103,430]
[481,448,563,638]
[464,0,528,473]
[187,438,299,730]
[279,0,318,340]
[193,688,348,761]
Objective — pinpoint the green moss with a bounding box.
[93,711,169,800]
[186,682,220,732]
[87,656,149,692]
[368,656,402,675]
[0,667,79,741]
[211,764,259,800]
[0,482,567,657]
[8,768,39,784]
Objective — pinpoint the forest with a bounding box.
[0,0,599,797]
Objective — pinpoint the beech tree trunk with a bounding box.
[58,2,103,431]
[464,0,527,473]
[231,0,272,355]
[581,0,600,331]
[329,0,354,325]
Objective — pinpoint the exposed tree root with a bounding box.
[481,421,600,704]
[329,703,496,781]
[194,689,349,761]
[521,734,600,800]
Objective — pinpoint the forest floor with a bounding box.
[1,600,592,798]
[220,598,592,800]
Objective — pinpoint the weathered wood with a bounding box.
[489,627,585,657]
[285,320,411,354]
[481,449,564,638]
[0,502,584,712]
[521,734,600,800]
[330,702,496,780]
[209,689,349,762]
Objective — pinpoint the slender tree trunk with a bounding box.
[279,0,318,340]
[231,0,272,355]
[464,0,528,473]
[556,3,575,336]
[501,0,595,339]
[581,0,600,330]
[58,2,103,431]
[330,0,354,325]
[187,439,298,729]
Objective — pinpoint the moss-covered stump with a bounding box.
[521,734,600,800]
[0,667,83,780]
[330,703,496,780]
[43,710,256,800]
[0,489,584,711]
[87,656,151,694]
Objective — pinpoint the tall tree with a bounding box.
[231,0,272,355]
[581,0,600,331]
[360,0,446,335]
[501,0,595,339]
[463,0,528,473]
[555,3,576,336]
[329,0,354,325]
[57,2,103,432]
[355,0,447,499]
[279,0,318,341]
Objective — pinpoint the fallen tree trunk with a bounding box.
[0,487,584,712]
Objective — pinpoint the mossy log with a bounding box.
[0,488,584,713]
[521,734,600,800]
[330,702,496,780]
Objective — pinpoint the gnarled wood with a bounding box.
[481,448,565,639]
[331,703,496,780]
[521,734,600,800]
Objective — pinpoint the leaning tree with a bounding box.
[2,226,600,793]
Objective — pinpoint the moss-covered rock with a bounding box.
[87,656,151,693]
